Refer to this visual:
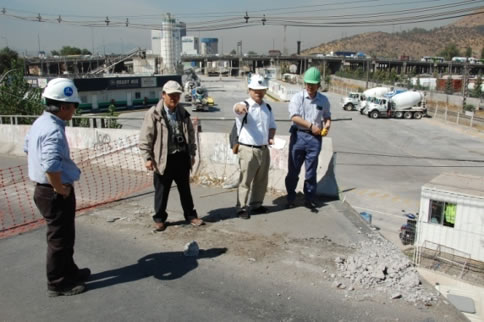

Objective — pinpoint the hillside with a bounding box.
[302,8,484,59]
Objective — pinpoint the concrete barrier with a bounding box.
[267,79,302,102]
[0,124,338,199]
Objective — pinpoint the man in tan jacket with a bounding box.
[139,80,204,231]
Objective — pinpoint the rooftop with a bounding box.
[424,173,484,199]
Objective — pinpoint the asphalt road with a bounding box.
[117,76,484,246]
[0,178,465,322]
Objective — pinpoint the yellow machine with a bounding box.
[206,97,215,106]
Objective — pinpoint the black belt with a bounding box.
[36,183,53,188]
[239,143,267,149]
[36,183,73,188]
[296,128,312,134]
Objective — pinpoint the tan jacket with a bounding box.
[139,100,197,175]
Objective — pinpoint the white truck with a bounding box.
[366,91,427,119]
[341,87,390,111]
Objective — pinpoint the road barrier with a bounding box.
[0,116,337,238]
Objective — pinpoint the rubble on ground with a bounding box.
[334,235,438,304]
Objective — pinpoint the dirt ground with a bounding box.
[76,195,465,320]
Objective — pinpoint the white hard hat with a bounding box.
[248,74,268,90]
[42,78,81,104]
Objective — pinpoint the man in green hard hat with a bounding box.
[285,67,331,211]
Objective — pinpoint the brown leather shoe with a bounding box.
[154,222,166,231]
[189,218,204,227]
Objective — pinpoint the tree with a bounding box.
[229,49,236,55]
[51,50,60,56]
[481,47,484,59]
[439,43,460,61]
[445,77,453,94]
[0,47,19,74]
[0,61,43,121]
[465,47,472,58]
[471,75,482,98]
[55,46,92,56]
[247,51,257,56]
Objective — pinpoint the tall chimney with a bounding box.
[297,41,301,55]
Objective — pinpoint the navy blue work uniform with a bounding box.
[285,90,331,203]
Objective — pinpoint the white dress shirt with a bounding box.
[233,98,277,146]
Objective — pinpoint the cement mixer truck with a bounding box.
[367,91,426,119]
[341,87,390,111]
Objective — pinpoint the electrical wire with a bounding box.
[0,1,482,31]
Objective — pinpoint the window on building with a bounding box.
[135,92,141,99]
[80,96,87,103]
[150,91,156,98]
[428,200,456,228]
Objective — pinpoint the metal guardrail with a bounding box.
[0,115,353,128]
[0,115,122,128]
[427,106,484,129]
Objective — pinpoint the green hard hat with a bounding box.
[303,67,321,84]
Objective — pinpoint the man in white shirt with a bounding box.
[233,74,277,219]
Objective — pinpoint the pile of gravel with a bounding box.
[333,235,437,304]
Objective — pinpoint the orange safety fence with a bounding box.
[0,118,200,239]
[0,134,151,239]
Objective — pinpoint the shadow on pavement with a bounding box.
[86,248,227,290]
[272,193,330,214]
[202,204,285,223]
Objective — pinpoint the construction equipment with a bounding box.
[342,87,390,111]
[366,91,426,119]
[191,87,213,112]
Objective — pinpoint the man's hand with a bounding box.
[145,160,154,171]
[310,124,321,136]
[54,184,71,198]
[268,138,274,145]
[235,103,248,115]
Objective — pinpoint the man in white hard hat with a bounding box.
[233,74,277,219]
[24,78,90,297]
[139,80,204,231]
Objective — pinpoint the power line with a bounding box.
[1,1,481,31]
[0,0,452,19]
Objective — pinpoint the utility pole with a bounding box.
[90,28,95,54]
[283,25,287,56]
[462,61,469,110]
[366,59,370,89]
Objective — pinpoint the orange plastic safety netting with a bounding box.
[0,134,152,239]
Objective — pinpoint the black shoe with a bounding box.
[304,200,317,210]
[48,282,86,297]
[75,268,91,282]
[286,201,296,209]
[251,206,268,214]
[237,209,250,220]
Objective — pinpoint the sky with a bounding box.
[0,0,480,56]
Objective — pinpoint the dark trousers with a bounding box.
[33,185,79,289]
[153,152,197,223]
[285,131,322,202]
